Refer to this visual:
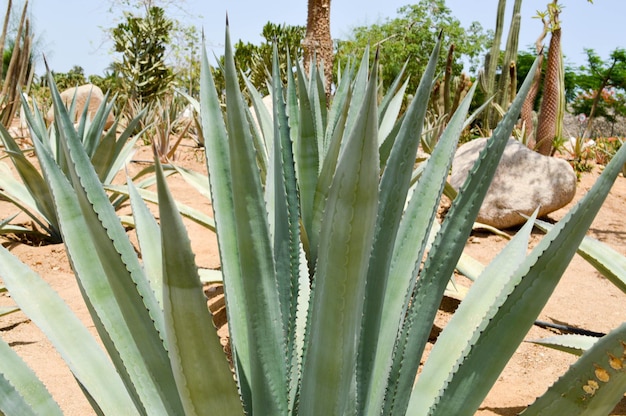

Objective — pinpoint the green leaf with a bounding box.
[0,247,137,415]
[200,40,252,413]
[529,334,599,356]
[358,37,441,414]
[522,323,626,415]
[298,50,380,416]
[409,210,538,414]
[39,71,185,415]
[156,159,243,415]
[429,94,626,416]
[535,218,626,294]
[0,335,62,416]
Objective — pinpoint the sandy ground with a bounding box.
[0,137,625,415]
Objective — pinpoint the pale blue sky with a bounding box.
[14,0,626,76]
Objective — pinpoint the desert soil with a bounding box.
[0,134,625,415]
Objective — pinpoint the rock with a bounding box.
[450,137,577,229]
[46,84,115,130]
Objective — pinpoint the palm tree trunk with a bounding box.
[303,0,333,96]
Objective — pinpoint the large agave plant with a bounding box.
[1,24,626,415]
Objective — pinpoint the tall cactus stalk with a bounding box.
[520,17,549,147]
[480,0,523,134]
[495,0,522,111]
[480,0,507,133]
[0,0,33,126]
[0,0,13,82]
[535,1,565,156]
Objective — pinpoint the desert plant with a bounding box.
[2,24,626,416]
[0,0,34,126]
[0,90,151,242]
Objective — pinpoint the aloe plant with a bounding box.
[1,23,626,415]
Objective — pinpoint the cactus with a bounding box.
[519,17,549,147]
[479,0,523,134]
[534,1,565,155]
[0,0,34,127]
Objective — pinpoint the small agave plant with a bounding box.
[0,89,154,243]
[0,24,626,415]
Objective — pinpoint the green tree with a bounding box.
[572,48,626,138]
[213,22,306,99]
[51,65,86,91]
[335,0,490,93]
[105,0,201,96]
[111,6,175,104]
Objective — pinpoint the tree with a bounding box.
[105,0,201,96]
[573,48,626,138]
[335,0,490,95]
[111,6,175,104]
[303,0,332,95]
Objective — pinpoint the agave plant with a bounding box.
[0,90,156,243]
[1,23,626,415]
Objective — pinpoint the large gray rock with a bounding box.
[450,137,577,229]
[46,84,114,130]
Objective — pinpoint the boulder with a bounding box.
[450,137,577,229]
[46,84,114,130]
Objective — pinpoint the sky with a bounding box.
[11,0,626,77]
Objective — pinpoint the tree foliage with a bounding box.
[112,6,175,104]
[571,48,626,137]
[212,22,306,99]
[335,0,490,93]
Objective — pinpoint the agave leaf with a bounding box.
[244,75,273,150]
[222,24,288,413]
[0,170,58,238]
[0,122,59,237]
[535,218,626,294]
[377,83,477,416]
[172,163,212,201]
[91,109,146,185]
[529,334,599,356]
[378,60,408,120]
[308,62,328,158]
[429,104,626,415]
[383,55,542,416]
[522,323,626,415]
[0,247,137,414]
[341,45,370,150]
[298,50,380,416]
[358,36,441,414]
[37,72,185,415]
[307,93,349,273]
[0,306,19,317]
[409,210,538,414]
[455,252,486,282]
[156,159,243,415]
[200,40,252,412]
[324,57,354,148]
[105,184,216,232]
[269,45,303,407]
[294,58,320,247]
[378,76,409,145]
[0,333,62,416]
[127,177,164,308]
